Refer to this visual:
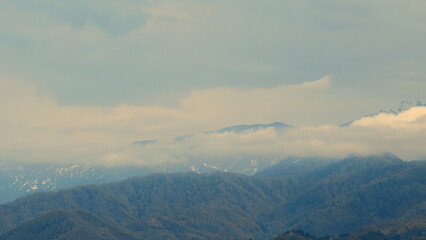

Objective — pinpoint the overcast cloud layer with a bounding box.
[1,0,426,106]
[1,1,426,166]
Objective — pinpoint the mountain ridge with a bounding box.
[340,100,426,127]
[1,154,426,239]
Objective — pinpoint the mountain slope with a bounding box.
[0,209,140,240]
[1,154,426,239]
[256,157,335,177]
[272,154,426,235]
[0,173,275,239]
[0,162,151,204]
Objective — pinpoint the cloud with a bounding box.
[3,0,149,35]
[2,0,426,106]
[104,118,426,168]
[0,77,331,164]
[117,109,426,167]
[1,76,426,168]
[352,106,426,129]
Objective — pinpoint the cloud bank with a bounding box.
[1,77,426,167]
[1,0,426,105]
[112,106,426,167]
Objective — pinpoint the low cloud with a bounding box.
[352,106,426,129]
[1,77,425,167]
[110,110,426,167]
[0,77,332,164]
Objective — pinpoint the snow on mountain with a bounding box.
[397,100,425,112]
[0,162,151,204]
[133,122,295,175]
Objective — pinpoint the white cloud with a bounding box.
[1,76,425,167]
[105,118,426,168]
[352,106,426,129]
[0,77,331,164]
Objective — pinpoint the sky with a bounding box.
[1,0,426,166]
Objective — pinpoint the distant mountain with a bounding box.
[340,100,426,127]
[132,139,157,145]
[397,99,426,112]
[256,157,335,177]
[0,162,151,204]
[205,122,293,134]
[135,122,296,175]
[174,121,293,142]
[1,154,426,239]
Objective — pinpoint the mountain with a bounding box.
[0,162,151,204]
[359,212,426,240]
[270,229,401,240]
[271,230,319,240]
[132,139,157,145]
[0,209,140,240]
[340,100,426,127]
[1,154,426,239]
[174,122,293,141]
[205,122,293,134]
[271,216,426,240]
[256,157,336,177]
[397,99,426,112]
[271,153,423,236]
[0,172,270,239]
[176,122,294,174]
[131,122,296,176]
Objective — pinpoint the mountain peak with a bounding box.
[207,122,293,134]
[174,122,293,141]
[340,100,425,127]
[132,139,157,145]
[397,100,425,113]
[342,152,403,164]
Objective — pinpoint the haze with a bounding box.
[1,0,426,166]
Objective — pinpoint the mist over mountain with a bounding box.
[173,122,293,141]
[2,98,426,205]
[340,100,426,127]
[3,1,426,239]
[255,157,336,177]
[0,122,292,204]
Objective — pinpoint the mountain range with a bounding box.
[0,162,152,204]
[1,100,424,205]
[0,122,294,204]
[1,154,426,239]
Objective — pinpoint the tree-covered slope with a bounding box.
[0,209,140,240]
[1,154,426,239]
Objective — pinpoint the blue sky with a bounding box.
[1,1,426,165]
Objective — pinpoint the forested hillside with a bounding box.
[1,154,426,240]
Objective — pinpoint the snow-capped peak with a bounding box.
[341,100,425,127]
